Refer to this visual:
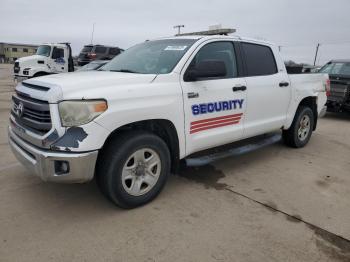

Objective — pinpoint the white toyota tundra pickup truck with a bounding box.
[8,34,329,208]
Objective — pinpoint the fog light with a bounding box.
[55,161,70,175]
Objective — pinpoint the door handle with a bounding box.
[279,82,289,87]
[187,92,199,99]
[232,85,247,92]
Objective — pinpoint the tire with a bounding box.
[283,106,314,148]
[96,131,171,209]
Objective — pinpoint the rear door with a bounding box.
[240,42,291,138]
[180,40,247,155]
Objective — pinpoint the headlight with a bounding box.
[58,100,108,127]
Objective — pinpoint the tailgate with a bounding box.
[329,76,350,102]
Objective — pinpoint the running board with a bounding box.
[185,133,282,167]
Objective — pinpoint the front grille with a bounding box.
[14,62,20,74]
[11,91,51,135]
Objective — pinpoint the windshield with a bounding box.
[100,39,196,74]
[319,62,350,76]
[36,45,51,57]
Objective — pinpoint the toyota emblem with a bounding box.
[15,102,24,118]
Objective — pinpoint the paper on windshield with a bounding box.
[164,46,188,51]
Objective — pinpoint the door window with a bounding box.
[241,43,277,77]
[52,47,64,59]
[187,41,238,79]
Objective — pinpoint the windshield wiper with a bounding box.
[110,69,140,73]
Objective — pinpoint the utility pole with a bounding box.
[173,25,185,35]
[313,43,320,66]
[90,23,95,45]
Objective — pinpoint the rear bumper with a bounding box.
[327,100,350,111]
[8,126,98,183]
[319,105,327,118]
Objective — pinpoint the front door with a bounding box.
[180,40,247,155]
[50,47,67,73]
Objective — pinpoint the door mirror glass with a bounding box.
[185,60,227,81]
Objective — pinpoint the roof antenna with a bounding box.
[90,23,95,45]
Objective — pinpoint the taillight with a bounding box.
[87,53,97,59]
[325,79,331,97]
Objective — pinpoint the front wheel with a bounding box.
[96,131,171,208]
[283,106,314,148]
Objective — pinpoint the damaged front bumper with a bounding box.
[8,126,98,183]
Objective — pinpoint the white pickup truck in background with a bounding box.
[8,33,329,208]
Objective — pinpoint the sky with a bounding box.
[1,0,350,65]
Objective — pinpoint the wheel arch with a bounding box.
[32,71,50,78]
[298,96,318,131]
[100,119,181,173]
[285,96,318,131]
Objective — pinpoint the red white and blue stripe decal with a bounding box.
[190,113,243,134]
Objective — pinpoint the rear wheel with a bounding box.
[96,131,171,208]
[283,106,314,148]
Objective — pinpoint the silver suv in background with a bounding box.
[77,45,124,66]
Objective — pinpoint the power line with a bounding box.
[280,41,350,48]
[173,25,185,35]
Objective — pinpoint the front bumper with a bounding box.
[14,75,29,83]
[8,126,98,183]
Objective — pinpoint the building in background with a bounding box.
[0,42,38,63]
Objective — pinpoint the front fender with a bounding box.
[30,66,52,77]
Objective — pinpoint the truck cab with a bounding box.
[14,43,74,81]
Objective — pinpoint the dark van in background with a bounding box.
[77,45,124,66]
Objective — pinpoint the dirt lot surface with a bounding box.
[0,64,350,261]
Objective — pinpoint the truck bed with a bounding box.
[288,73,328,115]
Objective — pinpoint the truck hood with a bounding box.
[20,71,157,103]
[17,55,48,67]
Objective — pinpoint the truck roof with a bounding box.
[42,43,68,48]
[329,59,350,63]
[157,34,275,47]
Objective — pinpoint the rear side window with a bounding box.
[109,48,120,55]
[82,46,93,52]
[241,42,277,77]
[95,46,107,54]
